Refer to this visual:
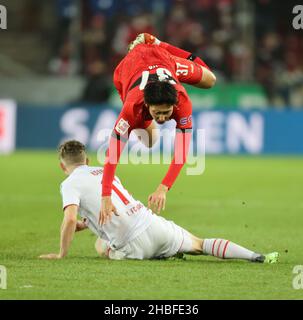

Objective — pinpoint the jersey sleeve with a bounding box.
[161,90,192,189]
[174,91,193,130]
[113,66,123,102]
[102,103,135,197]
[113,103,136,137]
[60,181,80,211]
[161,129,192,189]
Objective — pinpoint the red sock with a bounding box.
[159,42,210,70]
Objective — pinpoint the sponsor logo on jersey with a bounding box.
[180,115,192,126]
[115,118,130,135]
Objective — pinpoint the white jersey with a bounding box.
[60,165,153,249]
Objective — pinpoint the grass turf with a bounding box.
[0,152,303,300]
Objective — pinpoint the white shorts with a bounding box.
[107,214,193,260]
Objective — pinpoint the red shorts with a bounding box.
[173,56,203,85]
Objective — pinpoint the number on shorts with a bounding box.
[176,62,189,76]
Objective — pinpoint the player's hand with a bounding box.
[148,184,168,214]
[99,196,119,225]
[39,253,62,260]
[75,218,88,232]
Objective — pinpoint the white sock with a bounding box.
[154,38,161,45]
[202,238,260,261]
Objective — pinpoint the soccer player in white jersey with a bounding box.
[39,140,279,263]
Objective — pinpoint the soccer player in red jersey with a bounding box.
[100,33,216,225]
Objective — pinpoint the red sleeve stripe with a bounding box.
[112,183,130,205]
[222,241,230,259]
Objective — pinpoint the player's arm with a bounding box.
[39,205,78,259]
[100,109,133,225]
[58,205,78,257]
[75,218,88,232]
[148,129,191,214]
[148,95,192,214]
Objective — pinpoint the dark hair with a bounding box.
[144,81,178,106]
[58,140,86,164]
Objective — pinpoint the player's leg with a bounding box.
[130,33,210,69]
[95,237,128,260]
[133,121,159,148]
[174,56,216,89]
[158,40,217,89]
[180,230,279,264]
[128,33,216,89]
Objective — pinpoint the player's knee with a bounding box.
[208,73,216,88]
[197,69,216,89]
[204,72,216,89]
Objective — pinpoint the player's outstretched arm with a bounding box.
[39,205,78,260]
[100,127,128,225]
[148,129,191,214]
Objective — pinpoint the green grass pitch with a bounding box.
[0,152,303,300]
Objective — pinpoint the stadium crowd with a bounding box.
[50,0,302,106]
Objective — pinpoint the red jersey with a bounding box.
[113,44,195,135]
[102,43,205,196]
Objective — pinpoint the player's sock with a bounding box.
[159,41,210,70]
[202,238,261,262]
[142,33,210,70]
[144,33,161,46]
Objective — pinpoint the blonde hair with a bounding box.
[58,140,87,166]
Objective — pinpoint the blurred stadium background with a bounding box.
[0,0,302,154]
[0,0,303,300]
[0,0,303,154]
